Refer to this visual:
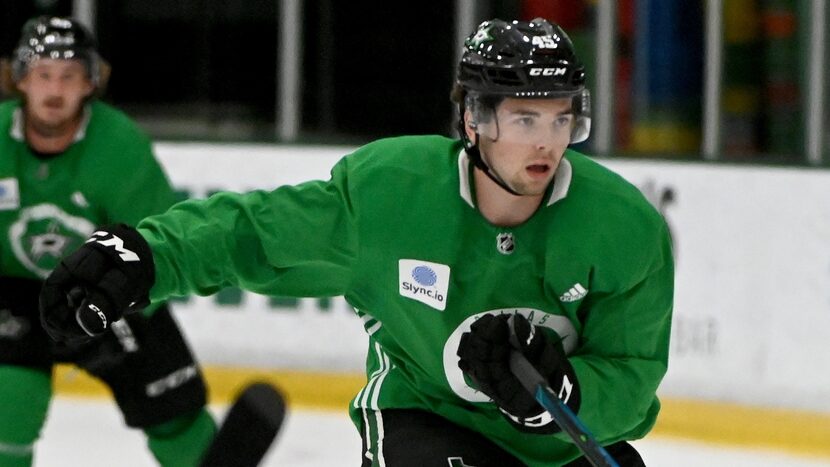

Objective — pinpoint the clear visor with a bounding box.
[472,105,576,147]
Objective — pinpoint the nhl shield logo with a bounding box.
[496,232,515,255]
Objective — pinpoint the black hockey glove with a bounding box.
[39,224,155,345]
[457,313,581,434]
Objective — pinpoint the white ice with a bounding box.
[34,396,830,466]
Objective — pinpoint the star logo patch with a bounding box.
[467,25,494,48]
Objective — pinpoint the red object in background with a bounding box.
[521,0,587,29]
[618,0,634,36]
[616,0,635,149]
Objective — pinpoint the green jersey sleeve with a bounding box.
[138,157,358,302]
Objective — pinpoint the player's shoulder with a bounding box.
[344,135,462,174]
[86,100,151,144]
[564,150,664,229]
[0,99,17,115]
[0,99,18,128]
[561,151,671,280]
[78,102,160,176]
[565,150,632,189]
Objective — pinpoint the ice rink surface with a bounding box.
[35,397,830,467]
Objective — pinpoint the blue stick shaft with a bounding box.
[509,351,620,467]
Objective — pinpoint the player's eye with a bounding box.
[554,115,574,127]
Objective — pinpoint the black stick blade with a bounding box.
[200,382,287,467]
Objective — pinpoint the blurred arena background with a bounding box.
[2,0,830,464]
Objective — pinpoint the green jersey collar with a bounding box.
[457,149,573,209]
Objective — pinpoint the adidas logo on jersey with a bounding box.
[559,283,587,303]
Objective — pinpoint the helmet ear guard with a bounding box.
[462,92,496,128]
[571,116,591,144]
[570,89,591,144]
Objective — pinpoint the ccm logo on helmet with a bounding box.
[529,67,567,77]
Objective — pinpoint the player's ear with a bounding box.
[15,78,29,96]
[0,58,17,98]
[93,59,111,97]
[82,78,95,99]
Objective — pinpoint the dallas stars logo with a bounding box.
[10,203,95,278]
[467,24,494,48]
[29,224,70,262]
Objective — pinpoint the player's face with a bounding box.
[16,59,94,137]
[474,97,574,196]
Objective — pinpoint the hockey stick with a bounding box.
[508,350,619,467]
[199,382,287,467]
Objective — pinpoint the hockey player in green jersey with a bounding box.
[39,18,673,466]
[0,16,216,467]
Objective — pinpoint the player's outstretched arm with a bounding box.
[39,224,155,344]
[457,313,581,434]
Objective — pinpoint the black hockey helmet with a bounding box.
[11,16,101,85]
[456,18,591,144]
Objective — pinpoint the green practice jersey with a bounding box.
[0,99,176,281]
[138,135,674,466]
